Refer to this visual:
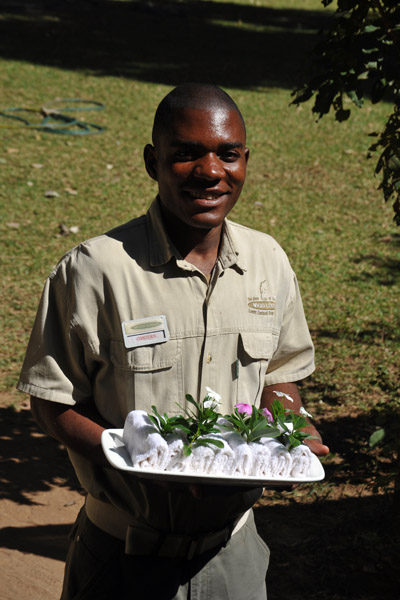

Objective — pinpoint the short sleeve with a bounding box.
[264,272,315,386]
[17,263,93,405]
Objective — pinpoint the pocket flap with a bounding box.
[239,332,273,360]
[111,339,180,372]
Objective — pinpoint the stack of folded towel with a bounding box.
[122,410,314,478]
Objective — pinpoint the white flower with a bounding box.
[300,406,313,419]
[204,387,221,410]
[278,422,294,434]
[273,390,294,402]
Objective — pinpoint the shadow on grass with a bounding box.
[313,322,400,344]
[0,0,332,89]
[313,410,400,487]
[351,254,400,287]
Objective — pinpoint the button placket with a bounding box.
[198,265,222,398]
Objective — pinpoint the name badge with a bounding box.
[121,315,170,348]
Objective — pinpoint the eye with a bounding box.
[220,151,240,162]
[174,151,194,161]
[173,146,200,162]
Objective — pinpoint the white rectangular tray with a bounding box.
[102,429,325,487]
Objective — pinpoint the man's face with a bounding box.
[144,107,249,231]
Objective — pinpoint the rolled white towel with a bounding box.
[289,443,313,477]
[123,410,169,470]
[207,435,236,475]
[248,441,273,477]
[164,432,187,472]
[185,443,215,474]
[259,437,292,477]
[232,439,254,476]
[216,417,254,476]
[223,433,254,476]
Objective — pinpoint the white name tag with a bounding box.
[121,315,170,348]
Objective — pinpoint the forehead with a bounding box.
[161,107,246,147]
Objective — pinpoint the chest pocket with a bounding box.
[110,339,183,413]
[237,332,274,405]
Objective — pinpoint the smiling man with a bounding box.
[143,87,250,275]
[18,84,328,600]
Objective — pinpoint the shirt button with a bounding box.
[206,353,212,363]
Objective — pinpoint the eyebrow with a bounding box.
[169,140,244,150]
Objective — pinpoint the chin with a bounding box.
[186,214,225,230]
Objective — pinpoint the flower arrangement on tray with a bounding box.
[121,388,318,479]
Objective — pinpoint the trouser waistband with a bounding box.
[85,494,249,559]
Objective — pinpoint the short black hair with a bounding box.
[152,83,245,145]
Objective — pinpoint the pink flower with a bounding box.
[261,407,273,422]
[235,403,252,415]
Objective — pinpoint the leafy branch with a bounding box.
[292,0,400,225]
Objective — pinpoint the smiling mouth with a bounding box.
[186,190,226,201]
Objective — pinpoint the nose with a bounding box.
[192,153,225,181]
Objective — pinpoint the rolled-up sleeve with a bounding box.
[17,262,93,405]
[264,272,315,386]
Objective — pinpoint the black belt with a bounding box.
[125,523,233,560]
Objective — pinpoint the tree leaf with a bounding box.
[336,108,351,122]
[369,428,385,448]
[364,24,381,34]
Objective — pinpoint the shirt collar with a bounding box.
[147,198,177,267]
[219,220,246,273]
[146,197,246,273]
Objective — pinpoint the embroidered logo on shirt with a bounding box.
[248,280,276,315]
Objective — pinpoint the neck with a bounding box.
[160,207,223,275]
[183,231,221,274]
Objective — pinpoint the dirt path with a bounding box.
[0,397,83,600]
[0,489,82,600]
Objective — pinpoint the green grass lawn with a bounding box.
[1,1,398,408]
[1,1,399,597]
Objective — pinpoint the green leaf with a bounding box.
[147,414,160,431]
[173,423,192,435]
[151,404,162,420]
[361,47,380,55]
[369,428,385,448]
[347,89,364,108]
[364,24,380,34]
[185,393,199,410]
[196,438,225,449]
[248,428,281,442]
[335,107,351,122]
[371,78,388,104]
[287,435,302,449]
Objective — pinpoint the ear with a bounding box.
[143,144,158,181]
[244,147,250,164]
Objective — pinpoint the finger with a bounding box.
[305,439,330,456]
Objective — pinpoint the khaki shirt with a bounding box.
[17,198,314,533]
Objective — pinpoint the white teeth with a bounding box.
[188,192,222,200]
